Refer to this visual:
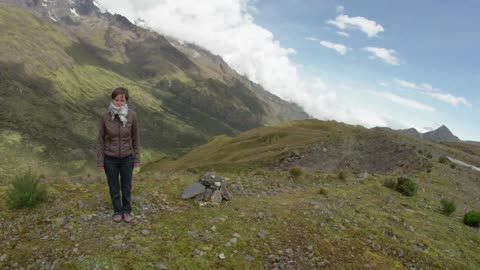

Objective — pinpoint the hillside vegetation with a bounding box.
[1,119,479,269]
[0,2,307,178]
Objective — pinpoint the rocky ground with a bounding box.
[1,161,480,269]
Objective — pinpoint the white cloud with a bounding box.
[96,0,396,129]
[336,31,350,37]
[327,15,384,37]
[319,40,349,55]
[426,92,471,106]
[379,82,389,87]
[365,47,400,65]
[395,79,418,89]
[394,79,470,106]
[370,90,436,112]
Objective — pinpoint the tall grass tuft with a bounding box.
[289,166,304,179]
[440,198,456,216]
[7,170,47,209]
[463,210,480,228]
[395,177,418,197]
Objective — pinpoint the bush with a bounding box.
[438,156,449,164]
[440,199,456,216]
[252,168,267,176]
[426,153,433,159]
[463,210,480,228]
[395,177,418,197]
[289,166,304,179]
[450,163,457,169]
[426,168,432,173]
[7,170,47,209]
[383,178,397,189]
[337,170,347,181]
[319,187,328,196]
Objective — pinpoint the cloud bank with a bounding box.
[97,0,422,130]
[327,14,384,37]
[365,47,400,65]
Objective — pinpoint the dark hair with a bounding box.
[111,87,129,101]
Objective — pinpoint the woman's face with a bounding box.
[112,94,127,107]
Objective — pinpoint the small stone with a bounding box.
[244,254,254,261]
[218,253,225,260]
[233,233,241,238]
[0,254,7,262]
[230,238,238,244]
[257,229,269,238]
[156,263,168,270]
[142,230,150,236]
[78,201,85,209]
[210,225,216,232]
[73,248,78,253]
[224,242,232,247]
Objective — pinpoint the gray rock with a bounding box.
[203,189,213,201]
[233,233,241,238]
[358,172,369,180]
[212,190,223,203]
[225,242,232,247]
[244,254,254,261]
[221,180,233,201]
[156,263,168,270]
[257,229,269,238]
[181,183,206,199]
[0,254,7,262]
[230,238,238,244]
[78,201,85,209]
[141,230,150,236]
[218,253,225,260]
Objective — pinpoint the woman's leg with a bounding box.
[104,156,122,215]
[119,154,134,214]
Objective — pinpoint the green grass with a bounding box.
[6,170,47,209]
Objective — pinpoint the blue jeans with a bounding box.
[104,154,134,215]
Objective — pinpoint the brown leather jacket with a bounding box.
[96,109,140,167]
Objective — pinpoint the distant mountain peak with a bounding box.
[398,125,460,142]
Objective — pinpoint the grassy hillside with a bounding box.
[1,119,480,269]
[143,119,480,175]
[0,3,308,178]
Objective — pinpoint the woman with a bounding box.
[96,87,140,223]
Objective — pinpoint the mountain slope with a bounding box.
[144,119,480,174]
[1,119,480,269]
[0,0,308,177]
[397,125,461,142]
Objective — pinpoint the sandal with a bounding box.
[113,214,123,223]
[123,213,134,223]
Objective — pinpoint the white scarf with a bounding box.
[108,102,128,127]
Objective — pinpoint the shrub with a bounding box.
[426,153,433,159]
[383,178,397,189]
[252,168,267,176]
[7,170,47,209]
[289,166,304,179]
[426,168,432,173]
[450,163,457,169]
[438,156,449,164]
[463,211,480,228]
[319,187,328,196]
[395,177,418,197]
[418,149,423,154]
[337,170,347,181]
[440,199,456,216]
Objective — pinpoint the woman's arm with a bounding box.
[96,115,106,168]
[132,112,141,166]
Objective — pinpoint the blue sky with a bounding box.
[250,0,480,140]
[99,0,480,140]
